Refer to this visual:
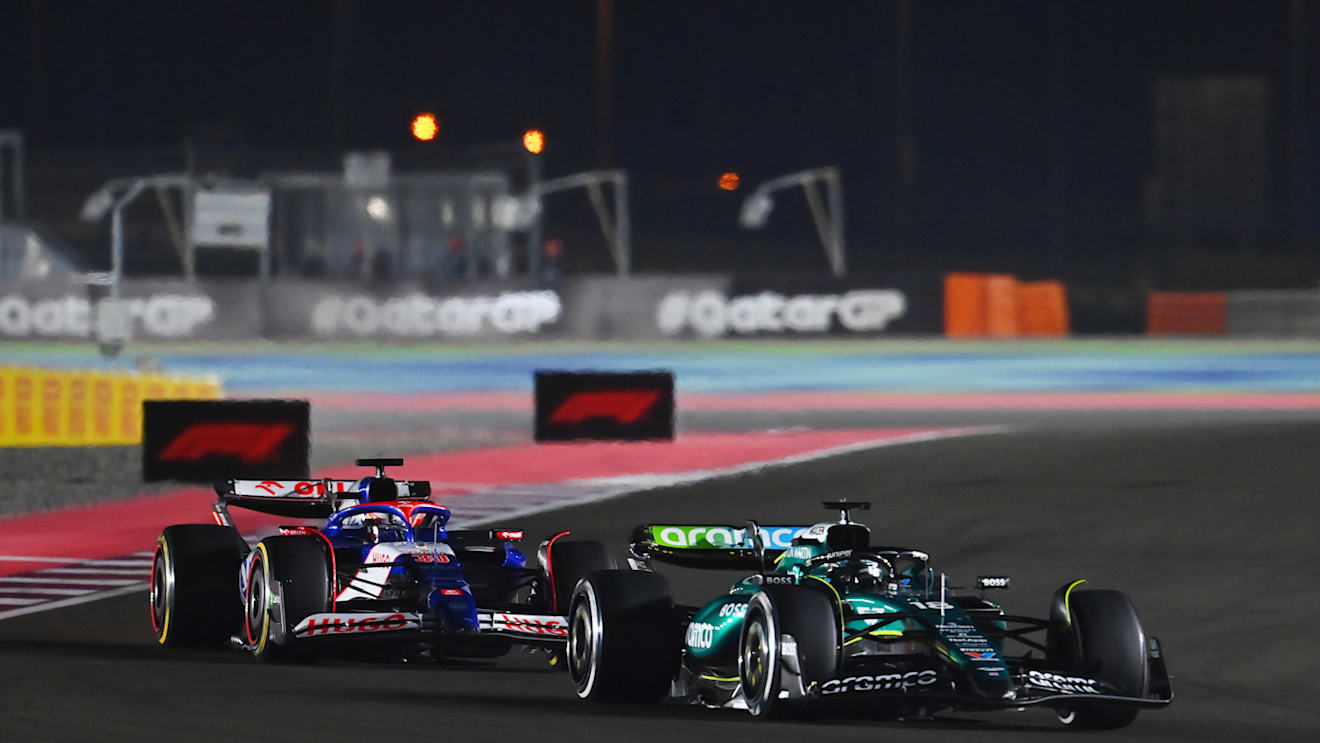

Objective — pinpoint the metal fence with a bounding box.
[265,171,514,281]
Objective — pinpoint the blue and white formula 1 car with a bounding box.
[149,458,613,662]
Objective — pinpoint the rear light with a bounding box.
[494,530,523,541]
[440,588,464,596]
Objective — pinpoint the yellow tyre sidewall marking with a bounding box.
[1063,578,1087,626]
[156,535,172,645]
[253,542,272,656]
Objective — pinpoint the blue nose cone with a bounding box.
[428,584,478,632]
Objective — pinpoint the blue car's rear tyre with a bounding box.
[568,569,679,702]
[1054,590,1147,730]
[151,525,246,648]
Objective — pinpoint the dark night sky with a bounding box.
[0,1,1309,279]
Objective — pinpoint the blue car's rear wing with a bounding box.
[213,478,432,519]
[629,523,812,570]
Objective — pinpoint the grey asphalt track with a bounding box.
[2,411,1318,742]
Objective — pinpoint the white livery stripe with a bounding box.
[0,598,44,606]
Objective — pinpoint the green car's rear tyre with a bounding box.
[568,569,679,702]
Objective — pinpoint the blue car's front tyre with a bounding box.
[245,536,331,662]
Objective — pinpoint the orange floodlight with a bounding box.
[411,113,439,141]
[523,129,545,154]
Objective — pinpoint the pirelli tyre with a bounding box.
[568,570,680,702]
[740,585,839,719]
[244,536,331,662]
[151,524,247,648]
[1053,590,1148,730]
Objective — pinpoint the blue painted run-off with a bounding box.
[4,347,1319,394]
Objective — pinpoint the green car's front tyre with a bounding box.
[568,569,680,702]
[1054,590,1148,730]
[739,585,839,719]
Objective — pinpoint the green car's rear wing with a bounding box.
[629,523,813,569]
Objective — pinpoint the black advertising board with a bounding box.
[534,371,675,442]
[142,400,310,483]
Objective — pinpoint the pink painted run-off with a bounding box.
[0,428,949,575]
[303,390,1320,412]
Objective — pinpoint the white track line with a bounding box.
[0,598,44,606]
[0,576,139,586]
[465,426,1005,527]
[82,559,153,568]
[40,567,147,577]
[0,584,144,621]
[0,556,83,563]
[0,587,98,596]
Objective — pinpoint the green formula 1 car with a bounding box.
[566,502,1172,729]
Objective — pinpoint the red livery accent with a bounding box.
[548,390,661,425]
[494,530,523,541]
[158,422,295,463]
[440,588,464,596]
[496,613,568,637]
[298,612,410,636]
[544,530,572,613]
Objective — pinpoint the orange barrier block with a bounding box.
[983,275,1019,338]
[944,273,988,338]
[1147,292,1227,335]
[1016,280,1070,337]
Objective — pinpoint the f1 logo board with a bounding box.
[143,399,310,482]
[534,371,674,442]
